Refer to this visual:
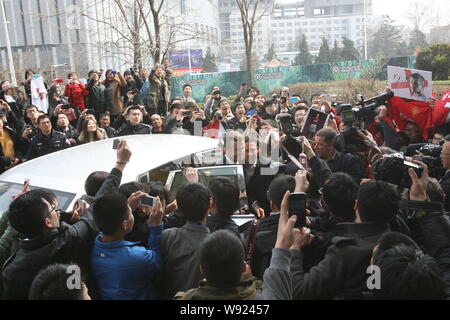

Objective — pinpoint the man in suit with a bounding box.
[314,127,365,183]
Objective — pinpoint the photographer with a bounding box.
[64,72,89,112]
[204,86,221,120]
[86,70,107,117]
[148,65,170,117]
[228,102,247,131]
[121,68,144,106]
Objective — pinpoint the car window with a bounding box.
[0,182,76,216]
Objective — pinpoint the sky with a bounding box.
[277,0,450,31]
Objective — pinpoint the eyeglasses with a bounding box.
[46,203,61,218]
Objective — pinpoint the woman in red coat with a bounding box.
[64,72,89,111]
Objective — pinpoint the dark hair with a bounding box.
[126,105,142,115]
[183,84,192,90]
[357,181,400,223]
[294,105,308,113]
[316,127,337,145]
[176,183,210,223]
[29,263,86,300]
[118,181,149,199]
[200,230,244,288]
[209,177,239,215]
[184,101,198,109]
[267,175,296,211]
[427,178,446,203]
[25,69,35,80]
[374,244,446,300]
[263,100,275,108]
[373,232,420,263]
[26,105,39,112]
[93,193,129,235]
[8,190,53,238]
[170,102,183,113]
[67,72,78,79]
[444,134,450,142]
[148,182,169,204]
[322,173,358,220]
[99,112,110,119]
[84,171,109,197]
[37,115,51,125]
[248,86,260,94]
[232,102,244,115]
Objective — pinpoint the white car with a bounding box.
[0,134,255,225]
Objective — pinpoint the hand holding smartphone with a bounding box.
[288,192,307,228]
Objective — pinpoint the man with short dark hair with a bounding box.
[207,177,240,238]
[2,140,132,299]
[159,182,212,299]
[150,114,163,134]
[25,115,71,160]
[314,127,365,182]
[90,191,164,300]
[116,106,152,136]
[290,179,399,299]
[55,113,79,145]
[29,263,91,300]
[182,84,196,106]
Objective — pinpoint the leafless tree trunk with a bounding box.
[236,0,273,87]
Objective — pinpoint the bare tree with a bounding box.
[235,0,274,87]
[81,0,214,68]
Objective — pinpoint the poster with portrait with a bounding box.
[300,108,330,140]
[388,66,432,102]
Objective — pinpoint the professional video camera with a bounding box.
[405,142,445,179]
[335,91,394,129]
[276,113,296,136]
[335,127,373,154]
[372,153,423,189]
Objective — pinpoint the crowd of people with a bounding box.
[0,60,449,301]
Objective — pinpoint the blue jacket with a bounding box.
[91,224,163,300]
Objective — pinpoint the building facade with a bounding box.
[0,0,220,82]
[219,0,373,65]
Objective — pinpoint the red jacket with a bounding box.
[64,82,89,111]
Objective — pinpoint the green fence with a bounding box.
[171,56,416,102]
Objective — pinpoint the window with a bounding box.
[287,23,293,26]
[287,30,293,33]
[279,23,285,27]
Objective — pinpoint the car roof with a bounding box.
[0,134,219,195]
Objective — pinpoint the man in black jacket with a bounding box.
[314,127,365,183]
[121,69,144,106]
[207,177,240,238]
[86,71,106,117]
[116,106,152,137]
[290,179,399,300]
[1,140,132,299]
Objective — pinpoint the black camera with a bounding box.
[61,104,72,110]
[335,127,372,154]
[276,113,294,135]
[372,153,423,188]
[215,112,224,121]
[335,91,394,129]
[420,144,442,158]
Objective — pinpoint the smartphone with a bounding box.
[242,82,247,87]
[290,97,300,104]
[61,104,72,110]
[140,195,157,207]
[288,193,307,227]
[111,71,117,76]
[212,90,221,96]
[23,178,30,187]
[112,139,120,150]
[182,110,193,117]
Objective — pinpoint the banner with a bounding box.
[433,91,450,128]
[171,56,416,103]
[169,49,203,76]
[388,66,432,102]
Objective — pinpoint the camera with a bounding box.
[182,110,193,117]
[335,91,394,129]
[276,113,294,135]
[215,112,224,121]
[335,127,372,154]
[372,153,423,188]
[61,104,72,110]
[405,143,445,179]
